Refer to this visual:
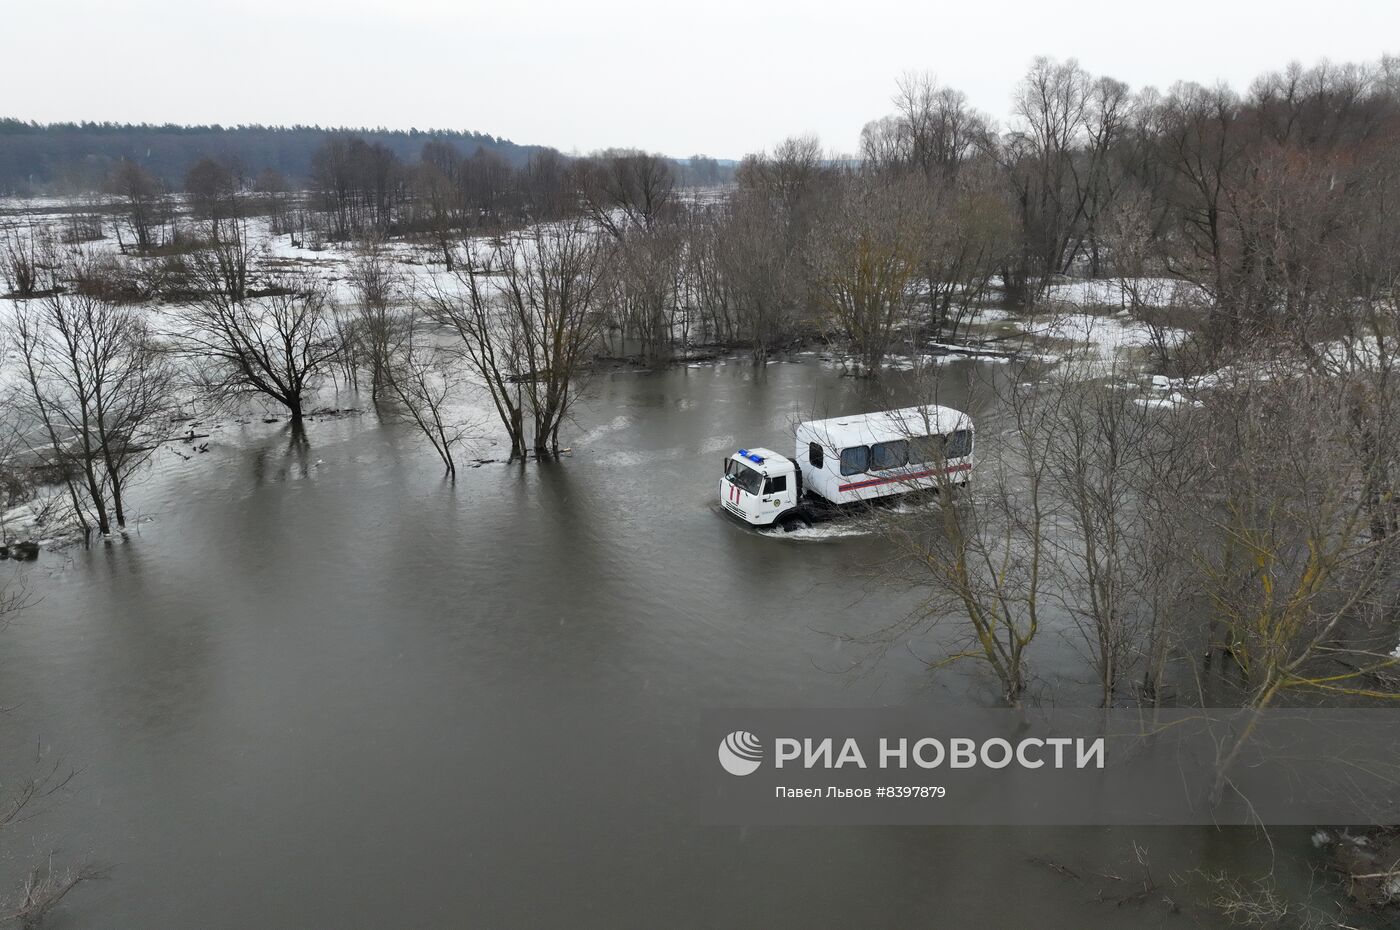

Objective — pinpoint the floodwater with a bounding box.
[0,355,1313,927]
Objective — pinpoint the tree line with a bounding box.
[675,55,1400,372]
[0,120,535,194]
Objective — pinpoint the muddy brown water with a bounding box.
[0,356,1315,927]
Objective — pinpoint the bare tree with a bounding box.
[310,135,404,240]
[712,176,819,362]
[184,218,260,304]
[998,58,1120,305]
[414,155,460,270]
[1038,356,1179,705]
[609,222,683,362]
[459,147,514,223]
[861,73,992,176]
[173,271,338,427]
[879,379,1058,706]
[917,161,1015,344]
[736,135,826,213]
[1100,189,1185,371]
[577,150,676,239]
[184,157,238,240]
[519,148,571,220]
[709,135,831,360]
[381,310,477,477]
[1187,364,1400,710]
[424,257,528,460]
[1,231,55,299]
[0,400,33,546]
[106,159,164,253]
[9,260,173,537]
[1,857,107,930]
[721,197,795,361]
[1144,361,1400,796]
[253,168,294,236]
[503,221,608,455]
[681,205,739,345]
[426,220,608,459]
[348,238,404,402]
[812,173,920,374]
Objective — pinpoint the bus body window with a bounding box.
[870,440,908,470]
[910,435,941,464]
[945,430,973,459]
[839,446,870,477]
[808,442,824,469]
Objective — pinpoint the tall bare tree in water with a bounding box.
[506,219,609,455]
[1036,356,1196,706]
[425,220,608,459]
[872,394,1053,706]
[381,310,476,477]
[348,239,404,402]
[716,194,799,360]
[1182,363,1400,710]
[689,136,828,361]
[812,173,921,374]
[174,270,338,427]
[8,257,173,537]
[609,221,683,363]
[423,257,527,460]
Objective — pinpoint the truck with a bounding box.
[720,404,975,531]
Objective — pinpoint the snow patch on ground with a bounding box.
[1318,334,1399,373]
[1135,392,1200,410]
[1027,313,1185,359]
[1042,277,1206,309]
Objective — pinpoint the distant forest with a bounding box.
[0,120,547,194]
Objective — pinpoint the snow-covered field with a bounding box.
[1042,276,1208,310]
[1024,311,1186,361]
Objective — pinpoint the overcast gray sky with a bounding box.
[8,0,1399,158]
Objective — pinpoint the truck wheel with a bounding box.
[778,513,811,533]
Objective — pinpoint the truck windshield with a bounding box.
[724,459,764,495]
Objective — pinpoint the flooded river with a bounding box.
[0,356,1312,927]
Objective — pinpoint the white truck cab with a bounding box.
[719,447,798,526]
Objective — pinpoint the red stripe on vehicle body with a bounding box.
[838,462,971,493]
